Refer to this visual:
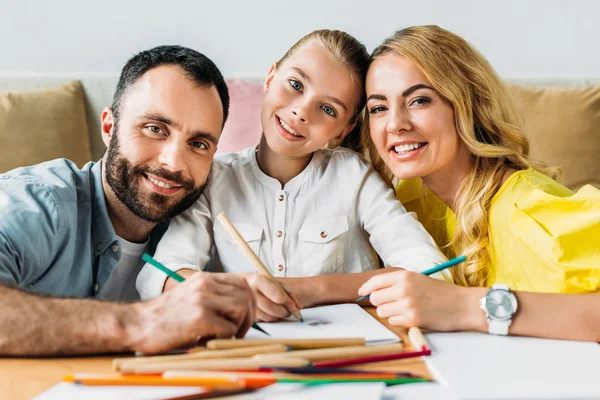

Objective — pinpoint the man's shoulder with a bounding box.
[0,158,96,204]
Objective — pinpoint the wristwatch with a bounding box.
[479,283,518,335]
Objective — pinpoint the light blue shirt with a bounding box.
[0,159,168,298]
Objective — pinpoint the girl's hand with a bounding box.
[241,274,303,322]
[358,269,485,331]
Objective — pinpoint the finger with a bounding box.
[256,308,280,322]
[376,300,405,319]
[195,311,238,339]
[211,272,254,290]
[288,292,303,309]
[358,270,405,296]
[253,276,290,306]
[255,291,290,320]
[199,292,251,326]
[369,284,406,307]
[235,307,255,338]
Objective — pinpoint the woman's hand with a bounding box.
[358,269,486,331]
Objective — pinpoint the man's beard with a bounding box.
[105,132,209,223]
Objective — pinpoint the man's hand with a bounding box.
[130,272,256,354]
[242,274,303,322]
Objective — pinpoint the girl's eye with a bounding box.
[321,105,337,117]
[410,97,432,107]
[289,79,303,92]
[369,105,387,114]
[190,141,208,150]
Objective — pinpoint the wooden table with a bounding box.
[0,308,431,400]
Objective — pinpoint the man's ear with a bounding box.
[101,107,115,148]
[263,62,278,93]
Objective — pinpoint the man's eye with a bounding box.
[190,141,208,150]
[289,79,303,92]
[147,125,163,135]
[321,105,337,117]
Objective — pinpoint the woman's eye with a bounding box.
[190,141,208,150]
[321,105,337,117]
[369,105,387,114]
[289,79,303,92]
[410,97,432,107]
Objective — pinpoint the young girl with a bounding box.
[359,25,600,340]
[137,30,446,321]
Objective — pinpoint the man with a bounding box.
[0,45,255,355]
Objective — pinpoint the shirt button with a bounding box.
[111,244,119,253]
[277,264,284,272]
[93,284,99,293]
[320,231,328,238]
[278,195,284,201]
[276,231,283,238]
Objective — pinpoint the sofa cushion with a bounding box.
[0,80,91,173]
[218,79,264,154]
[508,84,600,190]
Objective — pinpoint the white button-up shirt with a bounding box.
[137,147,446,300]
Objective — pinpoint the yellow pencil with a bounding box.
[216,212,303,322]
[408,327,430,351]
[205,338,366,350]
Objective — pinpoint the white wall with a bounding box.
[1,0,599,79]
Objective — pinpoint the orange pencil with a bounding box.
[63,373,274,388]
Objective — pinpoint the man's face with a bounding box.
[103,65,224,223]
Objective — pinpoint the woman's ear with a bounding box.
[264,62,277,93]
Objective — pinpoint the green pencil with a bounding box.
[278,377,429,386]
[356,255,467,302]
[141,253,270,336]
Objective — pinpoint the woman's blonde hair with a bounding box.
[363,25,557,287]
[277,29,369,153]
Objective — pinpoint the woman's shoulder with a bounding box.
[493,168,574,204]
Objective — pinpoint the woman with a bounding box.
[359,25,600,341]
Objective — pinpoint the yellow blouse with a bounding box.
[396,169,600,293]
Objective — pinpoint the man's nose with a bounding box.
[157,141,187,172]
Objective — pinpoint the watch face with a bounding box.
[485,290,516,320]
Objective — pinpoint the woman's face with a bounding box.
[366,53,468,181]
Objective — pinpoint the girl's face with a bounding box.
[366,53,469,181]
[261,42,359,159]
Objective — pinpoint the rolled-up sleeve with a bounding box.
[357,167,449,278]
[0,177,61,287]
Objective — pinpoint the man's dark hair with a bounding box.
[111,45,229,127]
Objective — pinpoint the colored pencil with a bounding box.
[113,344,290,371]
[64,373,269,388]
[120,356,312,374]
[254,343,403,362]
[141,253,270,337]
[204,338,365,351]
[216,212,303,322]
[313,348,432,368]
[407,327,430,351]
[278,377,429,386]
[260,366,417,377]
[355,255,467,301]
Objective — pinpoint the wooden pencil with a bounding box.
[253,343,403,362]
[313,348,432,368]
[216,212,303,322]
[113,344,289,371]
[119,356,311,374]
[407,327,430,351]
[204,338,366,351]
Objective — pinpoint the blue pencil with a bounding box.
[356,255,467,302]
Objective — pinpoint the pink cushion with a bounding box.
[218,79,265,153]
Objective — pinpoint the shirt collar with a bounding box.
[90,160,118,256]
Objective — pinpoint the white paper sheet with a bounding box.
[247,382,386,400]
[247,303,400,345]
[424,332,600,399]
[33,382,207,400]
[383,383,459,400]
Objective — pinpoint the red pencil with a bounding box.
[313,348,431,368]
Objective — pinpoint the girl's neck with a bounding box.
[255,135,313,187]
[421,146,472,212]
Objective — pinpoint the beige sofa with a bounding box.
[1,75,599,190]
